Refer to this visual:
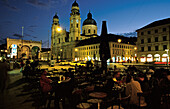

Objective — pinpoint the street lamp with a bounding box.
[134,47,137,63]
[118,39,121,43]
[117,39,122,63]
[56,27,62,32]
[165,49,169,66]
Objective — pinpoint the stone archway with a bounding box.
[21,45,30,59]
[31,46,40,59]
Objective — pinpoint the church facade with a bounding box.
[51,1,137,62]
[51,1,98,61]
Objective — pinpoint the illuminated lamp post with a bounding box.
[165,49,169,66]
[134,47,137,63]
[117,39,121,63]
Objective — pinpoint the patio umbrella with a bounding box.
[99,21,111,73]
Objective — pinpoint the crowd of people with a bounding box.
[36,62,170,109]
[1,58,170,109]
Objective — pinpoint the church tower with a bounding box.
[51,13,61,58]
[69,0,81,41]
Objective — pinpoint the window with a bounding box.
[155,37,158,42]
[118,45,119,48]
[148,38,151,43]
[71,24,73,28]
[155,46,158,51]
[163,36,167,41]
[155,29,158,33]
[141,39,144,44]
[141,47,144,52]
[148,46,151,51]
[163,28,166,32]
[113,44,114,47]
[83,30,85,34]
[163,45,167,50]
[76,37,78,40]
[141,32,144,35]
[88,29,90,33]
[58,38,60,43]
[96,46,98,49]
[94,30,96,34]
[71,37,73,41]
[77,24,78,28]
[148,31,151,34]
[113,49,114,54]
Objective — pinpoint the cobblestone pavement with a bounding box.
[0,69,34,109]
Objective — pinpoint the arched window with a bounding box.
[88,29,90,33]
[94,30,96,34]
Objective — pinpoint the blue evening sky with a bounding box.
[0,0,170,47]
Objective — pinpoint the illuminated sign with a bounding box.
[11,44,17,56]
[12,44,17,49]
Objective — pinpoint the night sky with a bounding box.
[0,0,170,47]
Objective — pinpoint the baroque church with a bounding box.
[51,0,137,62]
[51,0,98,61]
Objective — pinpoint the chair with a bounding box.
[137,92,147,109]
[107,95,131,109]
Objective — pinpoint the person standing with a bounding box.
[126,74,147,107]
[0,59,9,93]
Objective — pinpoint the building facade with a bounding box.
[51,1,137,62]
[7,38,42,59]
[75,35,137,62]
[136,18,170,63]
[51,1,98,61]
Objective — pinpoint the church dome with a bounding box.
[83,12,97,26]
[72,0,79,7]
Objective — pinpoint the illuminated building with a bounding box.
[51,0,137,62]
[136,18,170,63]
[75,34,137,62]
[40,48,51,61]
[51,0,98,61]
[7,38,42,59]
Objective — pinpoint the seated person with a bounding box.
[126,74,147,107]
[112,71,121,85]
[40,70,53,93]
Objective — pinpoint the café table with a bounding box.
[76,103,91,109]
[89,92,107,109]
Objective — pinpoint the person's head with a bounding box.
[138,73,145,81]
[42,70,48,75]
[114,65,117,69]
[113,71,120,78]
[126,74,132,83]
[167,71,170,80]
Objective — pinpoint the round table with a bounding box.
[89,92,107,109]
